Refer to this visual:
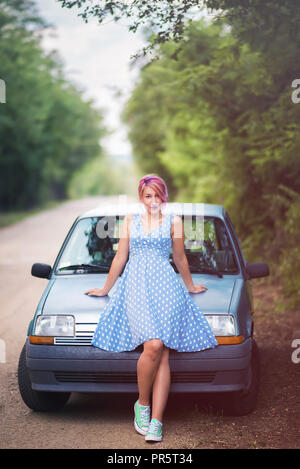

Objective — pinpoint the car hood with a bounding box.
[42,274,237,322]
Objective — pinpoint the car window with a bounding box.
[55,215,238,274]
[55,217,121,273]
[172,216,238,274]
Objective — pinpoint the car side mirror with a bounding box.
[245,262,270,279]
[31,263,52,279]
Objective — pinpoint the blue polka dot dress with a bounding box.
[91,212,219,352]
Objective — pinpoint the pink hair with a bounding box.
[138,174,168,204]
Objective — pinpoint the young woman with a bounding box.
[85,174,218,442]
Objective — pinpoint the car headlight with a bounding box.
[205,315,236,336]
[34,315,75,337]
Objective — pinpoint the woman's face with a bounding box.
[141,186,163,214]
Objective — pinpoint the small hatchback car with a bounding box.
[18,203,269,416]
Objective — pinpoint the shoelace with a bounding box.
[139,406,150,427]
[148,419,162,434]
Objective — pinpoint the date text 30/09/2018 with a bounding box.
[107,453,193,465]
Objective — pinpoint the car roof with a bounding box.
[78,202,226,219]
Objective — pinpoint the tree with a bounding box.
[57,1,300,56]
[0,0,107,210]
[58,0,205,56]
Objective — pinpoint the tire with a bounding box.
[221,339,260,416]
[18,343,71,412]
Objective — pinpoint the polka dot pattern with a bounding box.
[91,213,219,352]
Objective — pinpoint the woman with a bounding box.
[85,174,218,442]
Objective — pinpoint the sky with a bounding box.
[35,0,147,159]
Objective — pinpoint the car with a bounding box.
[18,202,269,416]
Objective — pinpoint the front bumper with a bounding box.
[25,337,253,394]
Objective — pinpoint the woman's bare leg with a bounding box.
[151,346,171,422]
[137,339,164,406]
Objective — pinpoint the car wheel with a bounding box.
[18,343,71,412]
[221,339,260,416]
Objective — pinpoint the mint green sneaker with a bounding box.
[134,400,151,436]
[145,418,163,442]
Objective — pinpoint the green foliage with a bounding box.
[265,186,300,310]
[58,0,205,56]
[57,0,300,59]
[0,0,107,211]
[67,154,140,199]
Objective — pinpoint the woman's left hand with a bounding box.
[188,284,208,293]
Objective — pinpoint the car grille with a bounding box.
[54,371,216,384]
[54,323,97,346]
[54,337,93,345]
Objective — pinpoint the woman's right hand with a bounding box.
[84,288,108,296]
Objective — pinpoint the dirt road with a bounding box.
[0,197,299,449]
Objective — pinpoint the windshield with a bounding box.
[55,215,238,274]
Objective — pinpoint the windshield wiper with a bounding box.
[191,265,223,278]
[170,260,223,278]
[57,263,110,273]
